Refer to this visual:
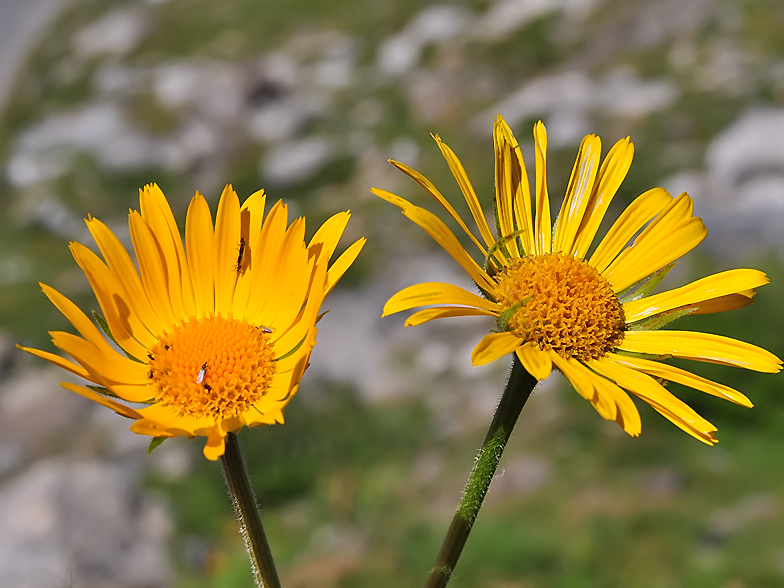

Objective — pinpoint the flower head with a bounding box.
[373,117,781,444]
[20,184,365,459]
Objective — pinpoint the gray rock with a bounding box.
[72,8,148,59]
[378,5,472,76]
[261,137,335,187]
[0,459,172,588]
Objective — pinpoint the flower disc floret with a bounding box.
[494,253,625,361]
[149,316,275,420]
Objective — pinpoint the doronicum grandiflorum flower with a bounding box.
[373,116,781,444]
[19,184,365,460]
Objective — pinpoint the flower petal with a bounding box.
[70,242,155,357]
[550,352,616,421]
[185,191,215,318]
[588,188,672,274]
[432,134,496,250]
[533,121,552,254]
[389,159,489,257]
[213,185,241,315]
[471,331,521,366]
[603,193,707,292]
[608,354,752,407]
[405,306,497,327]
[129,210,178,329]
[496,116,535,255]
[589,356,718,444]
[61,382,143,420]
[553,134,601,255]
[139,184,196,319]
[372,188,496,292]
[383,282,500,316]
[624,269,768,323]
[618,330,782,373]
[326,237,366,295]
[515,342,552,380]
[86,216,166,334]
[571,137,634,259]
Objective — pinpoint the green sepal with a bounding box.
[275,335,306,362]
[627,307,695,331]
[92,310,144,363]
[86,384,123,399]
[618,262,677,304]
[484,228,527,275]
[496,296,531,331]
[86,384,155,405]
[148,436,167,454]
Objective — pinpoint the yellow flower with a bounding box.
[373,117,781,444]
[20,184,365,459]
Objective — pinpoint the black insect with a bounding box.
[147,353,154,360]
[204,384,212,392]
[235,237,247,274]
[148,370,154,379]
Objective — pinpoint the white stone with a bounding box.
[72,8,148,58]
[261,137,334,187]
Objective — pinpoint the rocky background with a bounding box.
[1,0,784,587]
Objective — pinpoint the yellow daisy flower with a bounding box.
[373,117,781,444]
[20,184,365,460]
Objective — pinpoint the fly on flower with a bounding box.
[374,116,781,444]
[19,184,365,460]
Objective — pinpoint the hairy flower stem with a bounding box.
[220,432,281,588]
[424,355,537,588]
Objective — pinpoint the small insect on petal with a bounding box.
[196,362,207,384]
[235,237,246,274]
[257,325,273,333]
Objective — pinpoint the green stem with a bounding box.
[424,354,537,588]
[220,432,281,588]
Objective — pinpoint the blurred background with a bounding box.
[1,0,784,586]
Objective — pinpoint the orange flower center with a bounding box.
[494,252,625,361]
[147,316,276,420]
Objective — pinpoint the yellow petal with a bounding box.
[213,184,241,315]
[608,354,752,407]
[589,188,672,274]
[496,118,536,256]
[592,374,642,436]
[232,189,271,317]
[388,160,489,256]
[308,210,350,265]
[571,137,634,259]
[129,210,178,328]
[70,242,155,357]
[185,192,215,318]
[432,134,496,250]
[139,184,196,319]
[40,282,138,362]
[383,282,500,316]
[471,331,521,366]
[50,331,148,384]
[553,134,601,254]
[603,193,707,292]
[493,120,520,258]
[551,353,616,420]
[17,345,92,380]
[589,356,718,444]
[618,330,782,373]
[404,306,496,327]
[244,200,289,322]
[110,383,156,403]
[533,121,551,254]
[515,342,552,380]
[86,216,166,334]
[61,382,143,420]
[371,188,495,293]
[624,269,769,323]
[326,237,366,295]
